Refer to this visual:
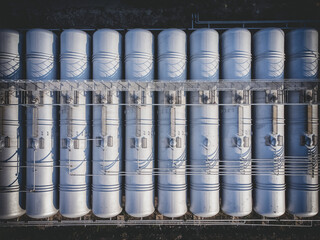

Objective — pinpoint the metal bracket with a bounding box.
[233,90,250,104]
[266,89,283,104]
[96,136,113,149]
[265,134,283,147]
[232,136,250,148]
[199,90,217,104]
[305,89,317,104]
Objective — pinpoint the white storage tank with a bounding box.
[125,29,155,217]
[286,28,319,217]
[60,29,91,218]
[157,29,187,217]
[253,28,285,217]
[92,29,123,218]
[26,29,58,218]
[220,28,252,217]
[189,29,220,217]
[0,29,25,219]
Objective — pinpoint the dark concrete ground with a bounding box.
[1,225,320,240]
[1,0,320,239]
[0,0,319,29]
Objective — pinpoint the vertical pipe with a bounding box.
[26,29,58,218]
[253,28,285,217]
[286,28,319,217]
[189,29,220,217]
[125,29,155,217]
[60,29,91,218]
[158,29,187,217]
[220,28,252,217]
[92,29,122,218]
[0,29,25,219]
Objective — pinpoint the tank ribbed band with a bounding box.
[158,183,187,191]
[26,184,56,192]
[288,51,319,59]
[93,52,120,61]
[0,185,20,192]
[221,51,251,60]
[190,53,219,61]
[59,184,89,192]
[125,183,154,191]
[287,183,319,191]
[26,52,55,61]
[0,52,20,60]
[254,51,285,60]
[222,183,252,191]
[92,184,121,192]
[60,52,90,61]
[125,52,153,60]
[190,183,219,191]
[158,52,186,60]
[254,183,285,191]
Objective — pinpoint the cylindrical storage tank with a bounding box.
[253,28,285,217]
[60,29,91,218]
[220,28,252,217]
[189,29,220,217]
[157,29,187,217]
[125,29,155,217]
[92,29,122,218]
[26,29,58,218]
[0,29,25,219]
[286,28,319,217]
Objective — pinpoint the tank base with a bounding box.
[158,189,187,218]
[221,189,252,217]
[60,190,90,218]
[287,189,319,217]
[125,189,154,218]
[0,192,25,220]
[92,190,122,218]
[254,188,285,217]
[190,190,219,217]
[26,190,58,219]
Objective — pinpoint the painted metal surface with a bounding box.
[0,29,25,219]
[92,29,123,218]
[253,28,286,217]
[190,29,220,217]
[220,28,252,217]
[125,29,155,217]
[26,29,58,218]
[60,29,91,218]
[157,29,187,218]
[286,28,319,217]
